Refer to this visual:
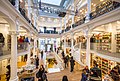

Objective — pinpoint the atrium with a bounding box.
[0,0,120,81]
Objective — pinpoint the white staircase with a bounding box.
[46,52,64,73]
[54,52,64,70]
[73,43,86,67]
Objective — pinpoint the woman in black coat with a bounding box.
[36,65,45,81]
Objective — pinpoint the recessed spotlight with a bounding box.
[117,21,120,24]
[100,0,104,1]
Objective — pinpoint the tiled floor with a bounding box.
[47,67,82,81]
[0,53,83,81]
[19,61,83,81]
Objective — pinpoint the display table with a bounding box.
[90,76,102,81]
[18,65,37,79]
[23,65,36,74]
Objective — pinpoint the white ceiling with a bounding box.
[37,16,62,27]
[41,0,62,6]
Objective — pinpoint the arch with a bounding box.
[0,11,16,31]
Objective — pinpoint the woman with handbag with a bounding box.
[36,65,45,81]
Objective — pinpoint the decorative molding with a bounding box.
[9,30,19,35]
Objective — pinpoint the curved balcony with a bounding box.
[0,42,29,60]
[8,0,38,32]
[61,0,120,34]
[90,1,120,20]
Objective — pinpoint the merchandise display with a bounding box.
[91,54,118,77]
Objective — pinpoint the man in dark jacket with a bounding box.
[70,56,75,72]
[90,64,102,81]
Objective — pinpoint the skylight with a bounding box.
[41,0,62,6]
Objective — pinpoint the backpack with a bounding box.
[42,72,47,80]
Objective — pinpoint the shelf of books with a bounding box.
[95,32,111,52]
[116,32,120,53]
[91,55,118,76]
[101,32,111,52]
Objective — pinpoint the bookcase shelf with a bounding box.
[116,33,120,53]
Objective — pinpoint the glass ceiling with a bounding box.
[41,0,62,6]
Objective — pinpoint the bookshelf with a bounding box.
[101,32,111,52]
[116,33,120,53]
[91,55,117,76]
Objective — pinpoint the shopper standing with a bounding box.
[70,56,75,72]
[84,66,90,77]
[6,65,10,81]
[61,50,65,58]
[36,57,39,69]
[81,69,87,81]
[41,51,43,59]
[63,56,68,68]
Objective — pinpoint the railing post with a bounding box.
[28,0,31,21]
[15,0,19,11]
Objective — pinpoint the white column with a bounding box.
[64,37,66,55]
[71,34,74,56]
[9,31,18,81]
[28,0,31,21]
[27,43,31,65]
[84,28,91,69]
[85,0,91,23]
[15,0,19,11]
[27,36,31,65]
[85,35,91,69]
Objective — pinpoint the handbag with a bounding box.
[36,72,39,78]
[42,72,47,80]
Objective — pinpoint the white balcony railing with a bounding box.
[0,42,29,57]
